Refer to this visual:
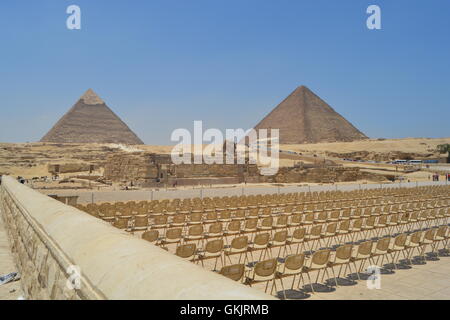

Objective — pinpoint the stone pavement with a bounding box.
[40,180,449,204]
[274,252,450,300]
[0,214,22,300]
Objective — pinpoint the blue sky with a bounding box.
[0,0,449,144]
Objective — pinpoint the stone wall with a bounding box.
[271,167,377,184]
[0,176,272,300]
[103,152,260,186]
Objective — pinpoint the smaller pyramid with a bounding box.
[254,86,368,144]
[41,89,144,145]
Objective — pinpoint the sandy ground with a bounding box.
[283,138,450,155]
[1,138,449,179]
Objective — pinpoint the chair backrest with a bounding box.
[166,228,183,240]
[394,233,407,247]
[228,220,241,232]
[248,208,259,217]
[255,259,278,277]
[304,213,315,223]
[358,241,373,255]
[234,209,246,219]
[154,215,168,225]
[188,225,204,236]
[276,216,288,226]
[205,239,224,254]
[336,244,353,260]
[208,222,223,234]
[293,228,306,240]
[330,210,340,219]
[244,218,258,230]
[134,215,148,227]
[190,212,203,222]
[311,249,330,267]
[326,222,338,234]
[231,236,248,249]
[409,231,422,244]
[317,211,328,221]
[261,217,273,227]
[206,211,217,221]
[389,214,399,223]
[219,264,245,281]
[436,226,448,238]
[172,214,186,224]
[219,211,231,220]
[352,218,363,229]
[378,215,387,224]
[113,217,128,229]
[284,254,305,271]
[142,230,159,243]
[272,230,288,243]
[424,228,436,241]
[366,216,376,225]
[176,243,196,258]
[310,224,322,236]
[262,207,271,216]
[253,233,270,246]
[376,237,391,252]
[290,213,302,224]
[339,220,350,230]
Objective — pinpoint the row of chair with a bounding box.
[141,209,449,269]
[114,202,449,237]
[74,185,450,219]
[217,225,450,298]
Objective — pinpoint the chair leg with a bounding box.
[271,278,278,296]
[297,273,305,290]
[331,266,339,287]
[315,269,321,285]
[305,272,314,293]
[279,277,287,300]
[324,268,332,288]
[338,264,344,279]
[226,253,233,265]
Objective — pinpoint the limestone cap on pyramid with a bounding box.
[79,88,104,105]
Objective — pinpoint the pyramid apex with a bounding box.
[80,88,104,105]
[294,85,312,94]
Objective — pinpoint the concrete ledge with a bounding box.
[0,176,273,300]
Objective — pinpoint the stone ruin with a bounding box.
[103,152,260,187]
[103,152,382,187]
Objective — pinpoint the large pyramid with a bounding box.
[254,86,367,144]
[40,89,144,145]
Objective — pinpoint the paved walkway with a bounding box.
[301,253,450,300]
[38,180,449,204]
[0,215,22,300]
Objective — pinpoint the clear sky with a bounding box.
[1,0,449,144]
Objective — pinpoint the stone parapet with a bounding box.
[0,176,272,300]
